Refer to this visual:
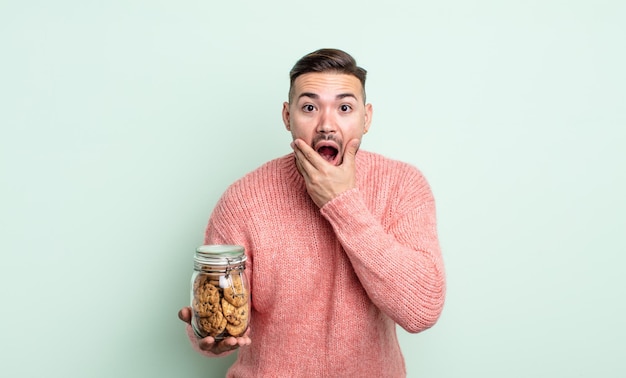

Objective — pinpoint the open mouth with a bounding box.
[313,136,342,165]
[317,145,339,163]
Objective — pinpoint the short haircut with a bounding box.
[288,48,367,102]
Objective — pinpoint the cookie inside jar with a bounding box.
[190,245,249,340]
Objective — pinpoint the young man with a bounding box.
[179,48,446,377]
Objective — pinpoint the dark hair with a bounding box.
[288,48,367,102]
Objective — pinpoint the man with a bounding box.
[179,48,446,377]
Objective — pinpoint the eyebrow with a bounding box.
[297,92,358,101]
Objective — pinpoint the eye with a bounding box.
[340,104,352,112]
[303,104,316,112]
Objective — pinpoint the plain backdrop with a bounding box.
[1,1,625,377]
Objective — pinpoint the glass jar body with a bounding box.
[190,245,249,340]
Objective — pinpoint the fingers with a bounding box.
[178,307,192,324]
[342,138,360,166]
[291,139,322,171]
[291,144,307,177]
[198,335,251,354]
[180,307,251,354]
[221,337,238,347]
[237,328,252,347]
[198,336,217,351]
[237,335,252,347]
[292,138,360,169]
[291,140,313,180]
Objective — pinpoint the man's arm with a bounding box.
[292,137,445,331]
[321,185,445,333]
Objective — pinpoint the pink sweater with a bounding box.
[187,150,446,377]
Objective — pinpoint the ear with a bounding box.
[363,103,373,134]
[282,102,291,131]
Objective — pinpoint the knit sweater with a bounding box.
[186,150,446,377]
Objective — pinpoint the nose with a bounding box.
[317,109,337,134]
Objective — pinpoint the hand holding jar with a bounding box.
[178,245,251,354]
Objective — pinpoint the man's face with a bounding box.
[282,72,373,166]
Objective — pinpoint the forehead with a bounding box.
[292,72,364,101]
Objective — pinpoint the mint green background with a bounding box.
[1,1,625,377]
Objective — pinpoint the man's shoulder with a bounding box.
[240,153,293,180]
[223,153,295,194]
[358,150,434,204]
[358,149,431,190]
[358,150,422,173]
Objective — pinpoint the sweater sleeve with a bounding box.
[320,179,446,333]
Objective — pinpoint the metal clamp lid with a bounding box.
[193,244,247,271]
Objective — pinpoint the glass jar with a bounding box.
[190,244,250,340]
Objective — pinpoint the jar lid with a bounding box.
[194,244,247,267]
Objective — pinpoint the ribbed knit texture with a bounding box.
[187,150,446,377]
